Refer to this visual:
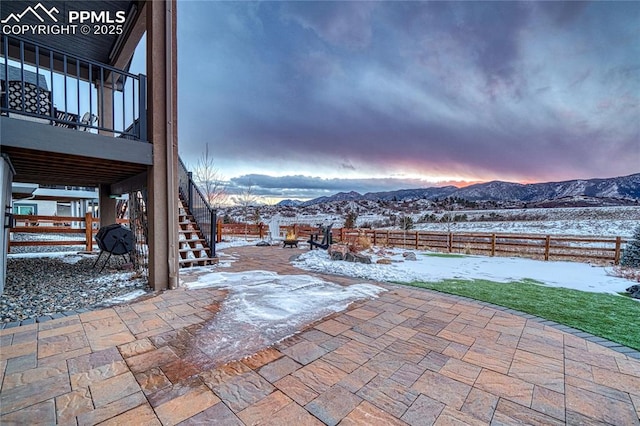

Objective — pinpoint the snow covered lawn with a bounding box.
[293,248,635,295]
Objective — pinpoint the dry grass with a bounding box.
[612,267,640,283]
[348,233,373,252]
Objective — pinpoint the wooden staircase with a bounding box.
[178,200,217,268]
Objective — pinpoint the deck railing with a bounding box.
[1,34,147,141]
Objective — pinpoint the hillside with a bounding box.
[279,173,640,206]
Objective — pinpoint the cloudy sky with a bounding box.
[176,1,639,200]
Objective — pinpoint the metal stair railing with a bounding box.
[178,157,216,257]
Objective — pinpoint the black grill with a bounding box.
[95,224,134,254]
[93,224,134,271]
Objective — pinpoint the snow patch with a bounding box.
[181,270,385,365]
[100,289,148,304]
[8,251,95,260]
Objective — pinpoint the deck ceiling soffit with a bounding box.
[1,1,144,67]
[3,146,148,187]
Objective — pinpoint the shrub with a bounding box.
[621,226,640,268]
[401,216,414,230]
[344,211,358,229]
[612,266,640,283]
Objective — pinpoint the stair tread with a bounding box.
[179,255,216,259]
[179,247,211,253]
[179,258,217,265]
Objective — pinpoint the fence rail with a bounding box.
[9,213,127,252]
[9,218,626,265]
[218,223,626,265]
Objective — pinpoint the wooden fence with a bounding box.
[9,217,626,265]
[218,222,626,265]
[216,223,323,242]
[9,213,127,252]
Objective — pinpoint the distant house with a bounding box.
[12,184,98,219]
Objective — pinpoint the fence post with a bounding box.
[216,220,222,243]
[544,235,551,261]
[211,210,216,257]
[85,212,93,252]
[415,231,419,249]
[448,233,453,253]
[491,233,496,256]
[187,172,194,213]
[614,236,622,265]
[258,223,264,240]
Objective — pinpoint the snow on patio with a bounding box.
[181,270,385,365]
[294,248,635,295]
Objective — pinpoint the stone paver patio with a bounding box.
[1,245,639,425]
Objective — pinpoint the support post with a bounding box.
[138,75,147,140]
[614,236,622,265]
[146,0,179,291]
[97,83,114,136]
[98,184,117,227]
[85,212,93,252]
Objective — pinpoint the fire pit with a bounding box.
[93,224,135,271]
[282,229,298,248]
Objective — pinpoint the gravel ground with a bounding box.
[1,253,150,324]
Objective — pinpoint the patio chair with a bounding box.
[268,218,281,243]
[2,80,52,123]
[78,112,98,131]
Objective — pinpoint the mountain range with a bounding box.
[278,173,640,207]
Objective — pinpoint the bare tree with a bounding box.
[232,185,258,239]
[232,185,258,212]
[440,197,457,250]
[193,143,228,208]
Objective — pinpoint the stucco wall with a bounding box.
[0,157,14,295]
